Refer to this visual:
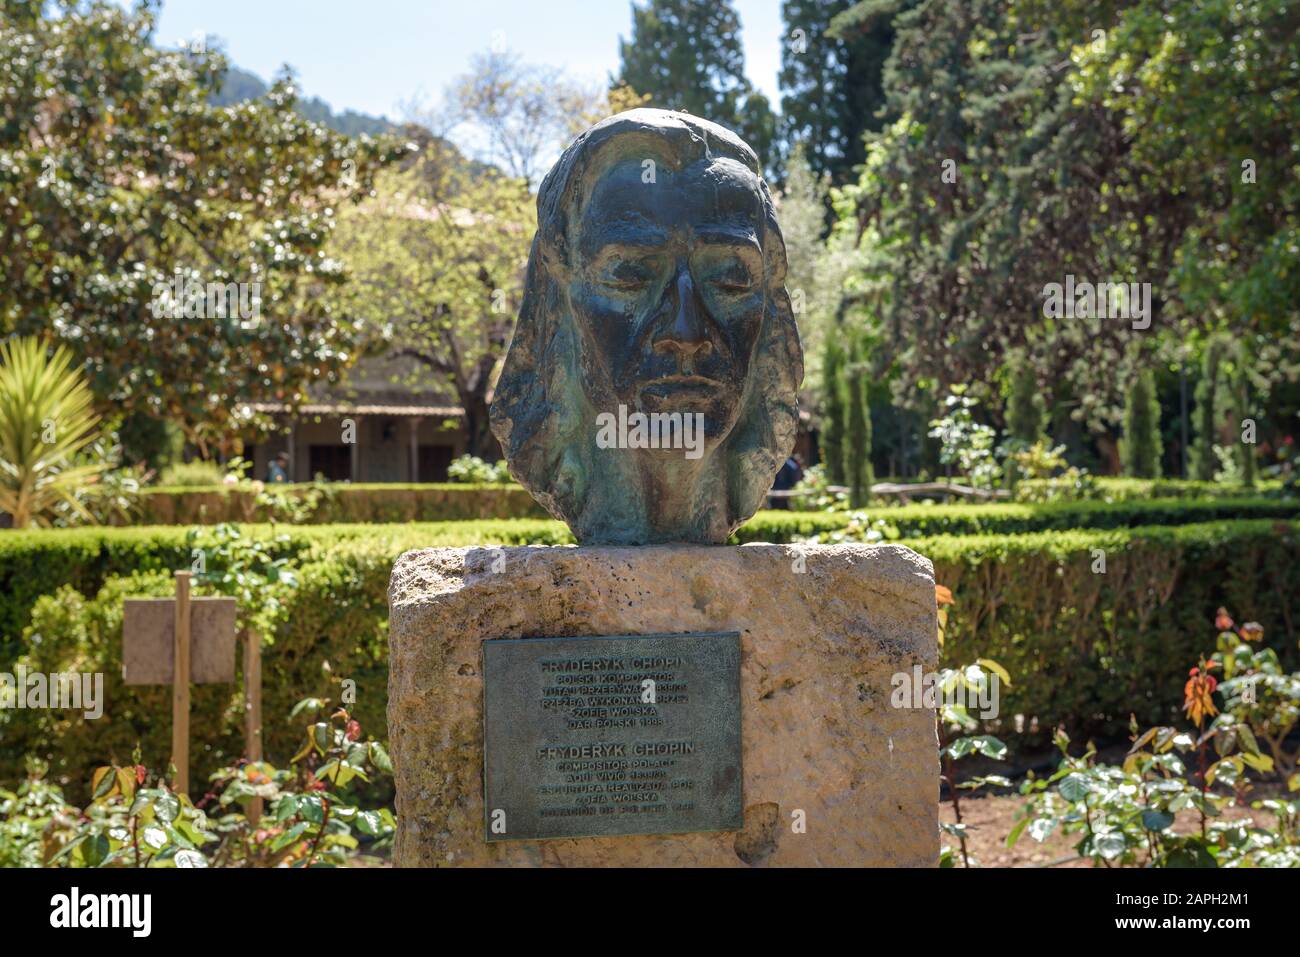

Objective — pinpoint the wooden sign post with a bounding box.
[242,627,263,824]
[172,571,192,793]
[123,575,260,819]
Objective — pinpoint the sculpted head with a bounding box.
[489,108,803,544]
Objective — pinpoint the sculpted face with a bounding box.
[490,109,802,545]
[569,153,768,447]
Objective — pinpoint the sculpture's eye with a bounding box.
[598,258,657,291]
[702,259,757,294]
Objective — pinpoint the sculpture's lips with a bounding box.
[641,375,720,396]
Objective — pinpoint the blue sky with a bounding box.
[134,0,786,122]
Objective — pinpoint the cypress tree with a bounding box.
[1121,368,1164,478]
[820,336,847,484]
[1190,337,1227,481]
[1005,356,1047,444]
[842,330,873,506]
[616,0,775,166]
[1234,346,1257,487]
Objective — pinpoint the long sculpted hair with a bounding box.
[489,109,803,544]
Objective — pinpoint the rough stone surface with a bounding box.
[388,543,939,867]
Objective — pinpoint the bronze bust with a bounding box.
[489,108,802,544]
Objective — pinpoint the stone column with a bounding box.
[387,542,939,867]
[408,416,422,483]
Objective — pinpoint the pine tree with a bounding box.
[1190,337,1228,481]
[1121,368,1163,479]
[842,330,873,505]
[820,336,847,484]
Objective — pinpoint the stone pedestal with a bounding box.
[387,543,939,867]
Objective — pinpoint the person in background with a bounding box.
[770,454,803,510]
[266,450,290,484]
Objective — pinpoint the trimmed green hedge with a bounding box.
[3,518,1297,794]
[925,520,1299,744]
[129,477,1289,526]
[0,520,570,649]
[6,497,1296,645]
[739,497,1300,540]
[1014,476,1284,502]
[138,482,545,524]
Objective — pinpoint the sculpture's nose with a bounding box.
[653,269,713,365]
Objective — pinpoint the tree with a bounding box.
[565,83,654,139]
[779,0,900,184]
[1225,342,1259,487]
[1005,356,1047,445]
[448,48,599,188]
[0,336,109,528]
[328,132,535,459]
[1190,337,1228,481]
[819,336,847,483]
[831,0,1300,464]
[616,0,777,169]
[842,329,873,505]
[1235,361,1258,487]
[1121,368,1163,479]
[0,0,403,457]
[779,145,859,389]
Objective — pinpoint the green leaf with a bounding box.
[368,742,393,774]
[1241,751,1274,774]
[154,791,180,824]
[1094,830,1128,860]
[1028,817,1057,842]
[975,658,1011,687]
[289,697,326,720]
[1164,842,1218,868]
[128,788,157,818]
[1140,809,1174,831]
[83,833,111,867]
[270,822,309,853]
[91,767,116,800]
[275,795,300,822]
[971,736,1008,760]
[299,795,325,824]
[1059,773,1090,802]
[1235,723,1261,756]
[1128,726,1160,753]
[945,737,974,759]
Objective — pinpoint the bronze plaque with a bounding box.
[122,597,238,685]
[482,631,742,842]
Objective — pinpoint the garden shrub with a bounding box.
[1120,367,1163,478]
[136,482,546,525]
[5,501,1299,648]
[3,518,1297,793]
[0,519,569,649]
[925,520,1300,745]
[5,550,397,803]
[733,497,1300,541]
[1014,476,1283,502]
